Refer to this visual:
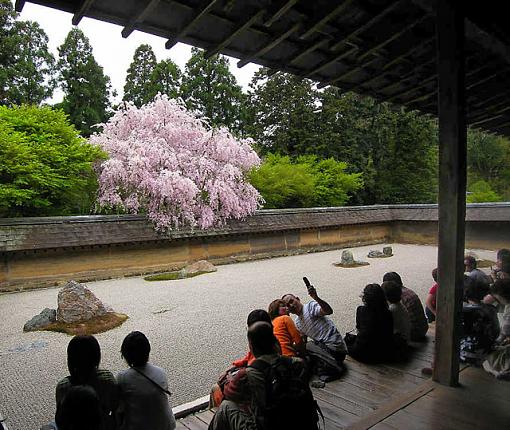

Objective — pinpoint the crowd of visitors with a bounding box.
[41,249,510,430]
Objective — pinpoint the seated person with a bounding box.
[382,280,411,343]
[283,285,347,383]
[210,309,277,407]
[483,279,510,379]
[55,335,118,430]
[425,268,439,323]
[489,249,510,283]
[55,385,103,430]
[464,255,491,285]
[117,331,176,430]
[383,272,428,340]
[268,299,304,357]
[209,322,318,430]
[461,282,500,365]
[345,284,395,363]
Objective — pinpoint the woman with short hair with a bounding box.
[117,331,176,430]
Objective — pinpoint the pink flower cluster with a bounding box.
[91,95,262,230]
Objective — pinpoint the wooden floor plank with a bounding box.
[313,386,373,416]
[178,415,208,430]
[314,397,359,429]
[194,409,215,425]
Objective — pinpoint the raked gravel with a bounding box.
[0,243,496,430]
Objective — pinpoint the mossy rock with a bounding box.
[44,312,128,336]
[144,271,209,281]
[333,261,370,268]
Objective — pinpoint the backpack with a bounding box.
[249,356,323,430]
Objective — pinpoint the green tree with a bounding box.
[247,69,318,156]
[150,59,181,99]
[0,104,105,216]
[6,20,56,105]
[467,180,501,203]
[123,44,158,107]
[181,47,245,132]
[0,0,17,105]
[57,28,113,136]
[249,154,362,208]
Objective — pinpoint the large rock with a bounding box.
[23,308,56,332]
[368,250,385,258]
[383,246,393,256]
[57,280,110,323]
[180,260,217,278]
[341,250,355,265]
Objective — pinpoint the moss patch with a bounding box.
[144,271,209,281]
[333,262,370,268]
[477,259,496,268]
[44,312,128,336]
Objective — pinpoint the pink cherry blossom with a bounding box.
[91,95,262,230]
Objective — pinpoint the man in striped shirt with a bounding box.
[283,287,347,383]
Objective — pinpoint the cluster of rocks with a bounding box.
[23,280,114,332]
[334,250,369,268]
[367,246,393,258]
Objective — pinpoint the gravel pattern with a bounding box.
[0,243,496,430]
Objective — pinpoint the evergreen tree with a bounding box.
[7,20,56,105]
[247,69,317,156]
[57,28,113,136]
[123,44,158,107]
[150,59,181,99]
[181,47,245,132]
[0,0,18,104]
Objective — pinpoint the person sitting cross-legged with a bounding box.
[117,331,176,430]
[282,286,347,384]
[208,322,320,430]
[268,299,305,357]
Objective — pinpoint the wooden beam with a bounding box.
[466,70,505,91]
[381,36,435,71]
[318,56,378,88]
[204,10,265,59]
[470,111,510,127]
[72,0,95,25]
[237,22,301,68]
[121,0,160,38]
[300,0,356,40]
[434,0,466,388]
[165,0,219,49]
[468,100,510,121]
[330,0,403,51]
[288,37,330,65]
[264,0,299,27]
[468,89,510,111]
[302,46,358,78]
[14,0,25,12]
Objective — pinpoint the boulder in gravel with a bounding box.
[57,280,110,323]
[180,260,217,277]
[23,308,56,332]
[341,250,355,265]
[368,250,385,258]
[383,246,393,256]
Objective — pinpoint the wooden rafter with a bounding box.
[300,0,356,40]
[302,46,358,78]
[288,37,330,65]
[165,0,219,49]
[330,0,404,51]
[468,89,510,111]
[264,0,299,27]
[470,109,510,127]
[121,0,160,38]
[237,22,301,68]
[72,0,95,25]
[204,10,265,59]
[381,36,435,71]
[320,14,429,88]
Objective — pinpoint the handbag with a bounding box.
[131,366,172,396]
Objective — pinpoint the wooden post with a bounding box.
[433,0,466,386]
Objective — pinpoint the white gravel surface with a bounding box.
[0,243,496,430]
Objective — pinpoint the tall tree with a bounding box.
[150,58,181,99]
[57,28,113,136]
[247,69,317,155]
[7,20,56,105]
[123,44,158,107]
[0,0,18,104]
[181,47,245,132]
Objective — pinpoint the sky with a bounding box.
[14,1,260,103]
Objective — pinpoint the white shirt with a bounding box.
[295,301,347,353]
[389,302,411,341]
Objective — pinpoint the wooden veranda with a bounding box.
[16,0,510,427]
